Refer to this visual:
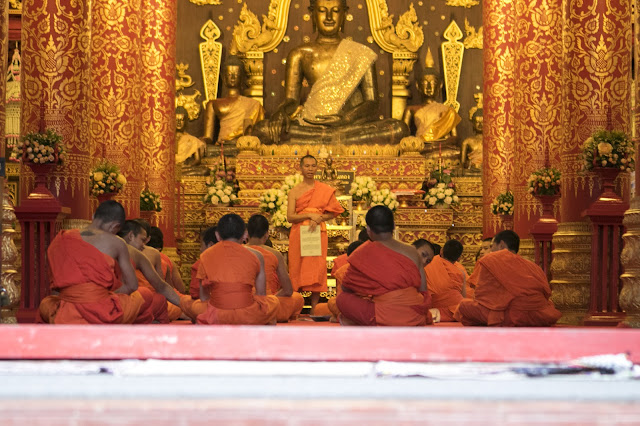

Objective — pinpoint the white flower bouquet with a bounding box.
[90,160,126,196]
[425,182,460,208]
[370,188,400,212]
[140,188,162,212]
[349,176,377,203]
[491,190,514,215]
[258,174,303,229]
[582,130,635,172]
[18,129,66,165]
[204,179,238,206]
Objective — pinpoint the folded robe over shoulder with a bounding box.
[38,229,153,324]
[454,249,562,326]
[181,241,279,325]
[425,255,468,322]
[250,245,303,322]
[337,241,432,326]
[289,181,344,292]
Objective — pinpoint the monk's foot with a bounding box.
[338,315,358,326]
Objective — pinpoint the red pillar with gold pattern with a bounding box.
[139,0,177,247]
[511,0,563,238]
[482,0,516,237]
[89,0,143,218]
[21,0,92,220]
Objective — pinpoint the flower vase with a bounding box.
[26,162,57,200]
[500,214,514,231]
[533,194,560,221]
[96,192,117,204]
[434,203,450,210]
[592,167,623,203]
[139,210,159,226]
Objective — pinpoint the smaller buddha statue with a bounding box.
[202,55,265,157]
[321,155,338,182]
[175,109,209,176]
[402,48,461,166]
[460,108,483,175]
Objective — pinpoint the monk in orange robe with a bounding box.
[287,155,344,313]
[331,253,348,278]
[147,225,186,321]
[466,237,493,299]
[247,214,304,322]
[336,205,434,326]
[119,220,182,323]
[454,230,562,327]
[180,214,280,325]
[424,240,468,322]
[412,239,436,268]
[189,226,218,300]
[38,201,155,324]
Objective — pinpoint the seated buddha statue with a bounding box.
[175,108,209,176]
[460,108,483,175]
[202,55,265,157]
[402,49,461,166]
[251,0,408,145]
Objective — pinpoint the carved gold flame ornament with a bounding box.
[199,20,223,108]
[442,20,465,112]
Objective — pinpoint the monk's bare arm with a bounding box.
[247,248,267,296]
[286,188,313,223]
[131,248,181,307]
[272,250,293,297]
[113,237,139,295]
[143,246,164,277]
[170,260,186,294]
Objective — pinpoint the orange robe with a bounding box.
[135,265,170,324]
[454,250,562,326]
[180,241,280,325]
[249,245,304,322]
[38,229,154,324]
[327,263,349,319]
[159,252,183,321]
[331,253,348,277]
[336,241,432,326]
[424,255,468,322]
[190,259,201,299]
[289,181,344,292]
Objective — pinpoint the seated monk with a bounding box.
[412,238,436,268]
[38,201,155,324]
[321,240,365,322]
[119,220,182,323]
[179,214,280,325]
[454,230,562,327]
[331,228,369,278]
[336,205,434,326]
[247,214,304,322]
[147,225,187,321]
[425,240,468,322]
[190,226,218,300]
[467,237,493,299]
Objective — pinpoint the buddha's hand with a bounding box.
[304,113,344,127]
[269,110,291,144]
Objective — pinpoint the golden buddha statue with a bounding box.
[460,108,483,175]
[402,49,461,166]
[202,55,264,156]
[251,0,408,145]
[175,108,209,176]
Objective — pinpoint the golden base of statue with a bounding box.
[421,136,461,168]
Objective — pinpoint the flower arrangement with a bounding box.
[349,176,377,203]
[491,190,514,215]
[258,174,304,229]
[204,178,238,206]
[425,183,460,208]
[210,158,240,194]
[422,167,459,208]
[90,160,126,196]
[527,167,561,196]
[18,129,66,165]
[582,130,635,172]
[140,188,162,212]
[370,188,400,212]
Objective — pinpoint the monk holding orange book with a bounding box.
[454,230,562,326]
[38,201,155,324]
[336,205,434,326]
[425,240,468,322]
[287,154,344,313]
[247,214,304,322]
[180,214,280,325]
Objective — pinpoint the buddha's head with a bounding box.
[309,0,348,36]
[175,107,187,131]
[471,109,483,134]
[223,55,244,90]
[419,69,442,100]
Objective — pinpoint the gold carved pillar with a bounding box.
[482,0,515,235]
[90,0,143,216]
[22,0,93,220]
[620,0,640,328]
[551,0,632,324]
[232,1,291,104]
[366,1,424,120]
[139,0,177,247]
